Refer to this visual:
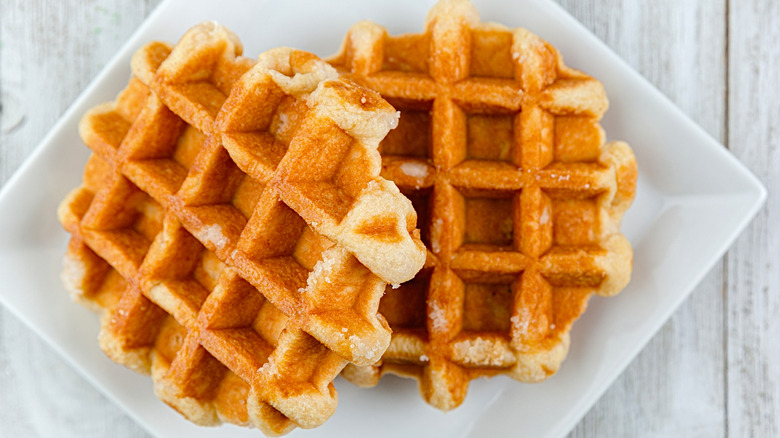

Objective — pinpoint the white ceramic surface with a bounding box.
[0,0,766,437]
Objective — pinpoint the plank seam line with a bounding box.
[723,1,730,438]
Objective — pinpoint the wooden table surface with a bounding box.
[1,1,777,437]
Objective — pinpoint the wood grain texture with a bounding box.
[556,1,730,437]
[0,1,777,437]
[727,1,780,437]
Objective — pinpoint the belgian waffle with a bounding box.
[58,22,425,434]
[330,0,637,410]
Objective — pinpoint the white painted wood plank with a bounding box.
[727,1,780,437]
[553,1,729,437]
[0,1,159,437]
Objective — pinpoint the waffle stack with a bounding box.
[330,0,637,410]
[58,22,424,435]
[58,0,637,434]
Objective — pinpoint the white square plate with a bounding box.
[0,0,765,437]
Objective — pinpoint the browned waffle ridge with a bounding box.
[330,0,638,411]
[58,22,425,435]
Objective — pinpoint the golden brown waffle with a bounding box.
[330,0,638,410]
[58,22,425,435]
